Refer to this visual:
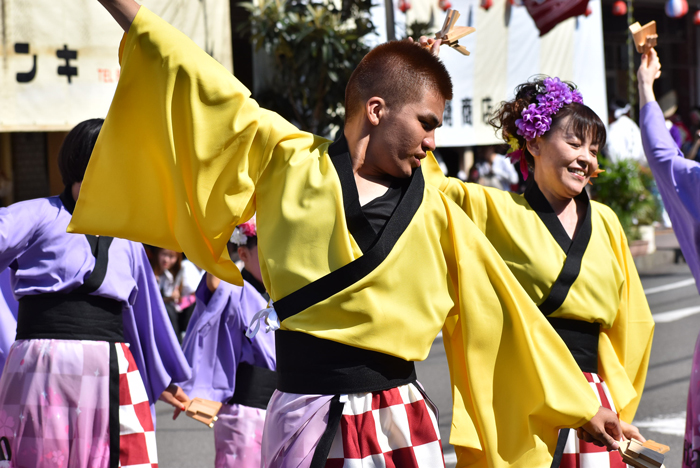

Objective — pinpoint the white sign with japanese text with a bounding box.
[371,0,608,147]
[0,0,232,131]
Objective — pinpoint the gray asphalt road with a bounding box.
[156,260,699,468]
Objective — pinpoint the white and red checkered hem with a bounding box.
[325,382,445,468]
[559,372,629,468]
[115,343,158,468]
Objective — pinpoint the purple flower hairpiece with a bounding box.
[514,78,583,141]
[507,78,583,180]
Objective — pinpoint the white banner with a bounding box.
[0,0,232,131]
[371,0,608,147]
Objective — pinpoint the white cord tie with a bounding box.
[246,300,279,339]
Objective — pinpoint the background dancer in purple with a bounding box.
[0,268,18,375]
[637,49,700,468]
[178,217,275,468]
[0,119,191,468]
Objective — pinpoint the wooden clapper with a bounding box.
[629,21,658,54]
[185,397,223,428]
[618,438,670,468]
[434,9,475,56]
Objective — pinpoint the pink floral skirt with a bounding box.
[213,403,266,468]
[0,339,156,468]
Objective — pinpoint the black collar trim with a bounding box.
[524,179,593,315]
[327,137,378,252]
[273,135,424,322]
[523,179,573,253]
[242,268,266,297]
[59,185,114,294]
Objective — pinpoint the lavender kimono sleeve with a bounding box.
[0,268,17,374]
[178,277,243,403]
[122,242,191,409]
[0,199,50,271]
[640,102,700,289]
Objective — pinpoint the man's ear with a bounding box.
[365,97,386,126]
[526,138,541,157]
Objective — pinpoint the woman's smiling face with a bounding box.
[527,115,600,200]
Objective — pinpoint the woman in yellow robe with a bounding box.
[424,77,655,468]
[71,2,622,466]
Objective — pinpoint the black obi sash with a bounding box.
[524,180,599,375]
[16,186,122,342]
[228,362,277,409]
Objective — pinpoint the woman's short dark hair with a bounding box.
[57,118,104,187]
[226,236,258,259]
[489,77,606,170]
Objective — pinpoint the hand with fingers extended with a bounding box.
[159,383,191,420]
[638,48,661,108]
[576,407,622,451]
[408,36,442,57]
[620,420,646,443]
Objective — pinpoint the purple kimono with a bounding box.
[0,191,191,467]
[0,268,18,375]
[640,101,700,467]
[179,274,275,468]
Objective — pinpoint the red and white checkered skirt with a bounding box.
[558,372,629,468]
[324,383,445,468]
[116,343,158,468]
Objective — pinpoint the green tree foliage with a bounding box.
[239,0,376,137]
[590,157,660,240]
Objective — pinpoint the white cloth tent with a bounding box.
[0,0,232,131]
[371,0,608,146]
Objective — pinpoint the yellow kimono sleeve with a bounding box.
[597,215,655,423]
[423,153,490,228]
[68,6,306,285]
[439,194,600,467]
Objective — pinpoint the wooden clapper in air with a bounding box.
[434,9,475,56]
[629,21,658,54]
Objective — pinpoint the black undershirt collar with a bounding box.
[242,268,267,298]
[327,135,408,251]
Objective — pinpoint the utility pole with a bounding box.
[385,0,396,40]
[627,0,637,121]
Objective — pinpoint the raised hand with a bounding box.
[97,0,140,32]
[408,36,442,57]
[638,48,661,107]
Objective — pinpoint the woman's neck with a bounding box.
[534,175,583,239]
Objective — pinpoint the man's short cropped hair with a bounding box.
[345,40,453,122]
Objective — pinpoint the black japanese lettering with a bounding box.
[443,100,453,127]
[462,98,472,126]
[57,45,78,83]
[481,97,493,125]
[15,43,37,83]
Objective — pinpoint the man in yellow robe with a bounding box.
[73,1,623,466]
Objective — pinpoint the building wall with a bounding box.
[602,0,698,120]
[11,132,49,202]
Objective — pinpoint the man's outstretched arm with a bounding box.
[98,0,140,32]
